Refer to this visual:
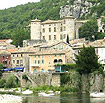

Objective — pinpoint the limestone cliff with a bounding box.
[60,0,99,19]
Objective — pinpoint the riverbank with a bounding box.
[0,94,22,103]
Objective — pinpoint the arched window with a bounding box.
[54,59,57,63]
[33,69,37,73]
[58,59,63,64]
[41,69,44,72]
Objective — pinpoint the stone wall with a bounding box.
[61,72,105,93]
[2,72,105,93]
[2,73,61,87]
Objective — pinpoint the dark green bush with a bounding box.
[0,78,6,88]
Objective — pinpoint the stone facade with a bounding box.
[29,42,74,72]
[30,17,87,43]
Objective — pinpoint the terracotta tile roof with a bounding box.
[72,39,105,49]
[12,46,38,54]
[0,50,11,55]
[7,48,18,53]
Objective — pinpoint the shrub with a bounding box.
[0,78,6,88]
[5,75,18,88]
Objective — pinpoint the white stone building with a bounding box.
[30,16,87,43]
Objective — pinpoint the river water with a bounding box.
[22,93,105,103]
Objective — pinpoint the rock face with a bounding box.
[60,0,93,19]
[61,72,105,93]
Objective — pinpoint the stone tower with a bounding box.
[63,16,75,40]
[30,18,41,40]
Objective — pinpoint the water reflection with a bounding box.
[23,95,60,103]
[22,94,105,103]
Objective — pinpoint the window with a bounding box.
[54,27,56,32]
[60,45,63,49]
[42,60,44,64]
[20,60,23,64]
[35,56,36,58]
[100,30,102,32]
[43,28,45,33]
[49,28,51,32]
[13,60,15,64]
[43,36,45,40]
[54,35,56,40]
[17,55,18,57]
[49,35,51,40]
[41,69,44,72]
[17,60,19,64]
[54,55,57,57]
[60,27,63,32]
[64,20,66,24]
[34,60,36,64]
[64,26,66,31]
[64,34,66,39]
[38,55,40,58]
[38,60,40,64]
[54,59,57,63]
[21,54,23,57]
[60,35,63,40]
[13,55,14,57]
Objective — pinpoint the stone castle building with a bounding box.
[30,16,87,43]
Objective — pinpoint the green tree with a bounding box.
[79,19,98,41]
[0,79,6,88]
[5,75,18,88]
[0,63,3,78]
[74,46,102,74]
[11,28,30,47]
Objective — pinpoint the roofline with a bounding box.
[29,52,65,56]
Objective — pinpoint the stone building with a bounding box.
[72,38,105,70]
[30,16,87,43]
[11,45,41,72]
[0,50,11,69]
[29,41,74,73]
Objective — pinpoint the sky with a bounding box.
[0,0,40,10]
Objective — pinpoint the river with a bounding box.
[22,93,105,103]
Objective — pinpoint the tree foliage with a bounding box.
[5,75,19,88]
[11,28,30,47]
[74,46,102,74]
[79,19,98,41]
[0,63,3,78]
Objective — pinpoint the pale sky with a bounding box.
[0,0,40,10]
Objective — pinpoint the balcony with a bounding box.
[31,64,40,67]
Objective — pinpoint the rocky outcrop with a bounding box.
[60,0,94,19]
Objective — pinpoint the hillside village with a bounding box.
[1,3,105,73]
